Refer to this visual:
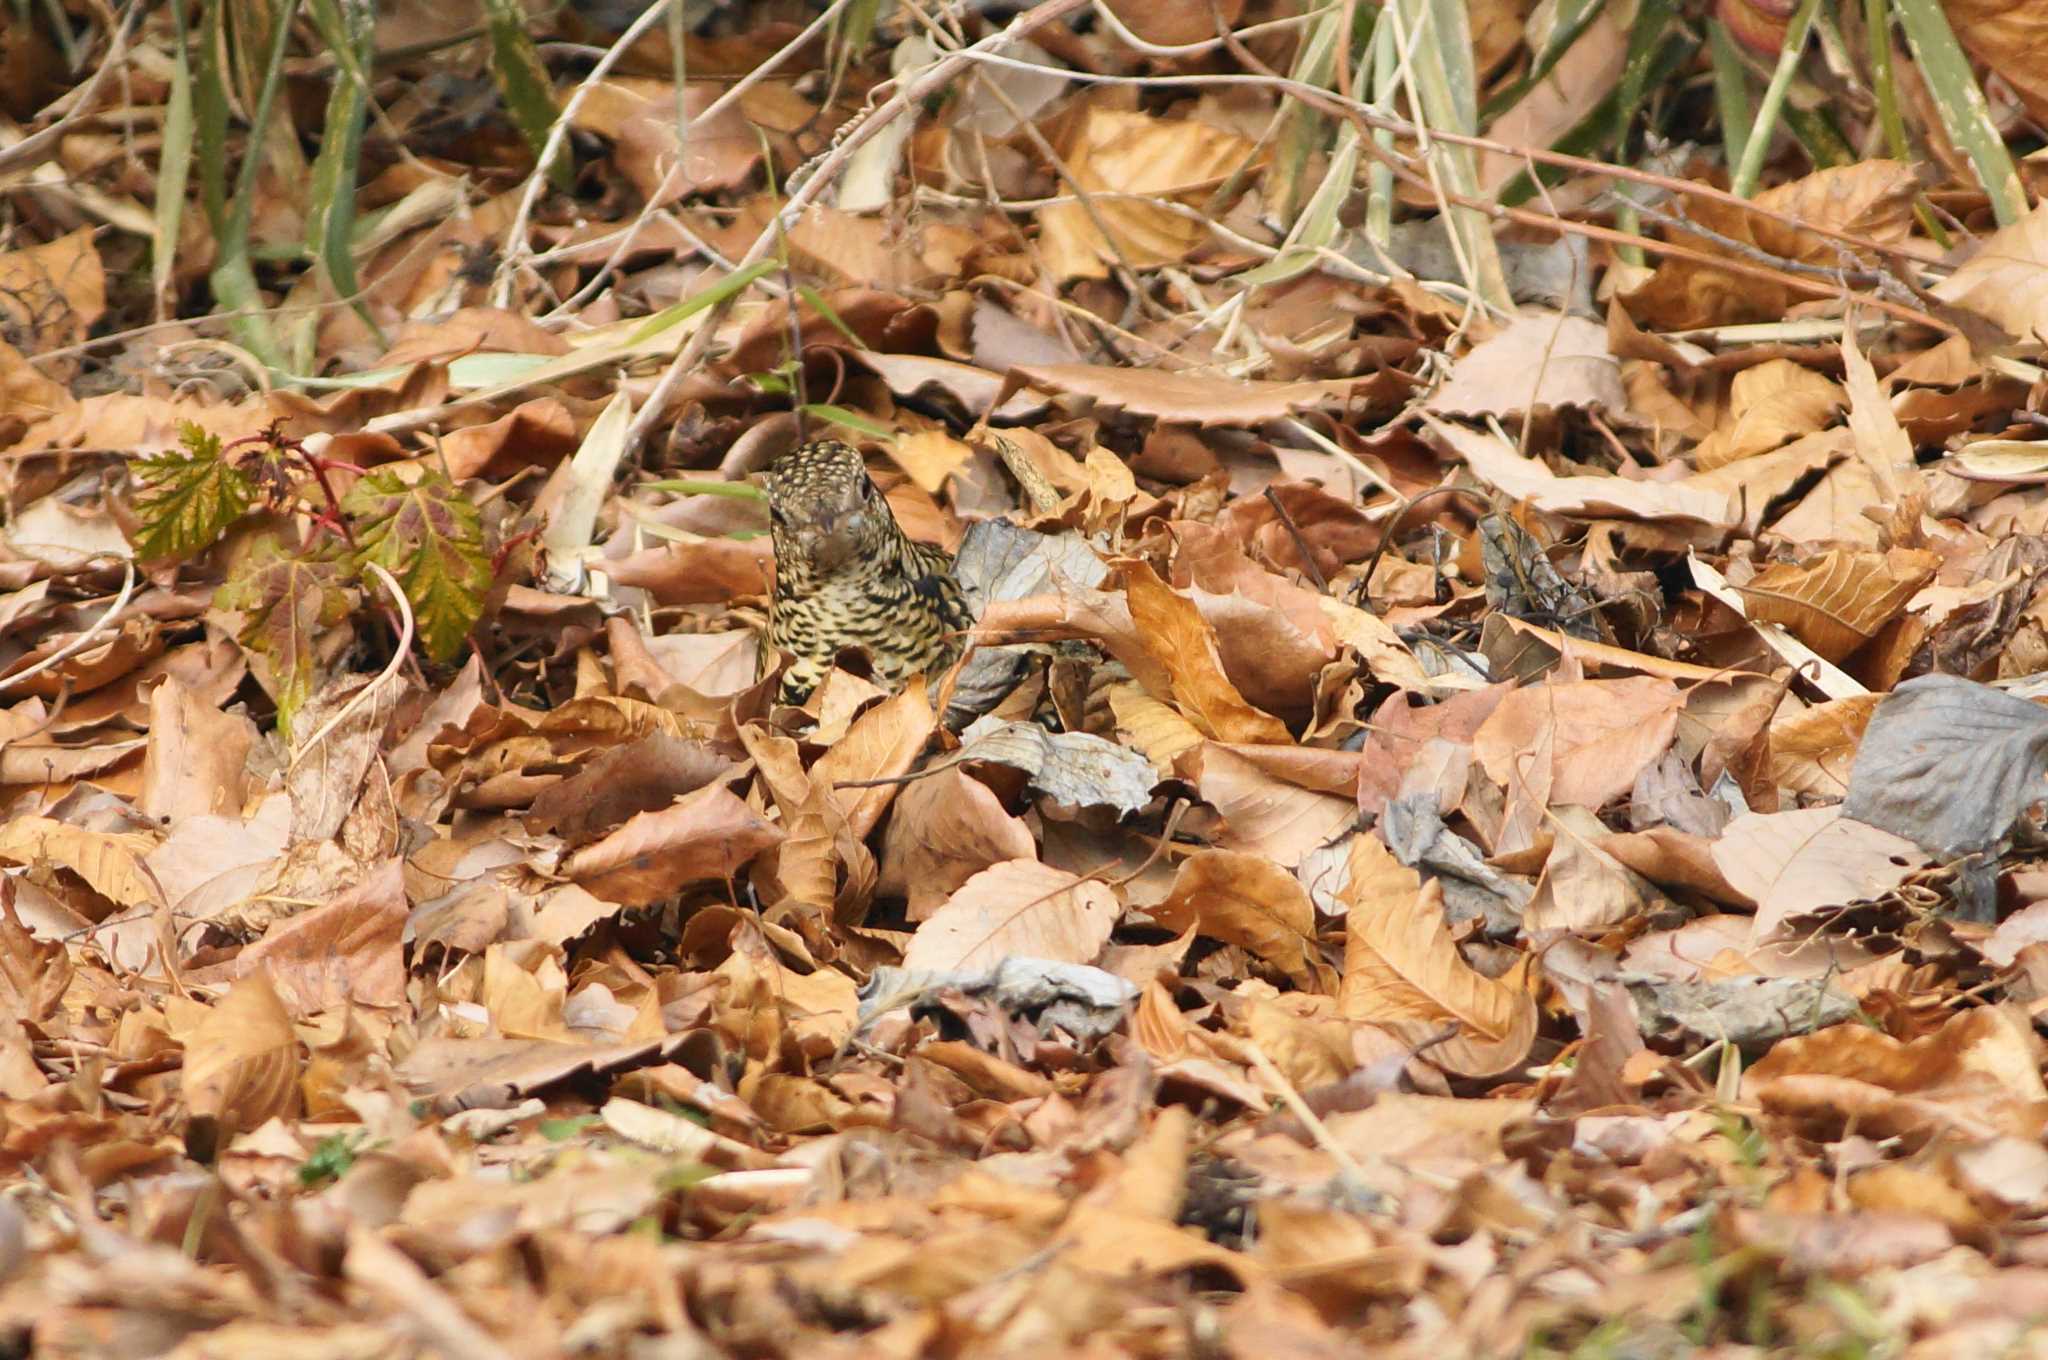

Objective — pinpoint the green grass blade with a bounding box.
[1706,19,1753,173]
[1731,0,1821,196]
[155,0,197,319]
[795,284,868,350]
[800,404,891,439]
[1891,0,2026,226]
[482,0,570,190]
[208,0,299,370]
[303,0,377,335]
[627,258,779,346]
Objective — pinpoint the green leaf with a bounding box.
[800,404,892,439]
[215,535,352,739]
[344,468,493,664]
[296,1131,368,1187]
[481,0,570,190]
[130,423,257,561]
[540,1114,600,1141]
[627,258,779,347]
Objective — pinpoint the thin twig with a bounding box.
[0,2,143,177]
[0,562,136,697]
[618,0,1093,467]
[1262,486,1329,592]
[493,0,680,309]
[288,563,413,769]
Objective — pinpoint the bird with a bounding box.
[760,439,976,704]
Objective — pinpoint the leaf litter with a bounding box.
[10,0,2048,1355]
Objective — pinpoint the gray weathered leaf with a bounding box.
[954,717,1158,817]
[1843,674,2048,857]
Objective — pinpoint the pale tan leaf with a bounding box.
[1427,417,1731,524]
[1710,807,1927,944]
[901,858,1119,971]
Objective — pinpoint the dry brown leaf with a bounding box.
[876,766,1036,920]
[1747,1006,2048,1143]
[1123,559,1290,743]
[1150,850,1336,993]
[0,227,106,348]
[1008,362,1371,427]
[181,973,301,1137]
[1099,0,1243,45]
[1036,107,1257,279]
[565,782,784,906]
[1751,161,1924,263]
[1736,548,1940,662]
[1690,360,1844,470]
[570,79,763,204]
[1931,199,2048,346]
[1472,676,1684,812]
[202,859,408,1015]
[899,858,1119,971]
[1947,1,2048,127]
[138,675,254,821]
[1338,836,1536,1077]
[0,815,162,908]
[1522,807,1654,935]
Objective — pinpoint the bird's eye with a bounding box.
[863,480,879,501]
[769,505,788,525]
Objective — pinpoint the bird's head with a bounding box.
[759,439,898,579]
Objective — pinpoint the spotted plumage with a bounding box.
[761,440,974,703]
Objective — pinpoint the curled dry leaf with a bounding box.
[1122,559,1290,744]
[877,766,1037,920]
[1338,835,1536,1078]
[1746,1006,2048,1143]
[1006,362,1371,427]
[1149,850,1336,994]
[1690,360,1844,470]
[1428,418,1731,525]
[181,973,301,1137]
[1735,548,1938,662]
[952,719,1158,817]
[565,782,784,906]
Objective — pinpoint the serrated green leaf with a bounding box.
[344,469,493,664]
[130,423,257,561]
[215,535,351,739]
